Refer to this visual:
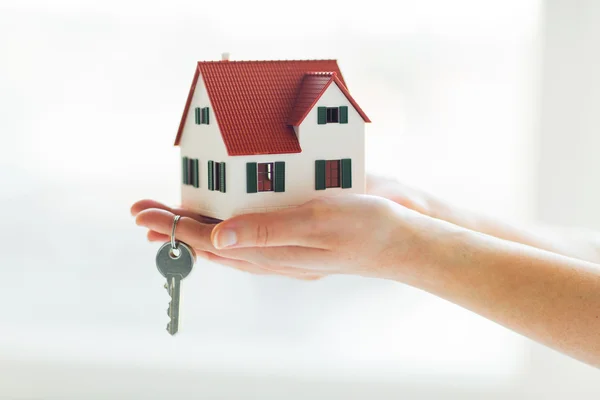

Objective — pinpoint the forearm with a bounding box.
[408,219,600,367]
[366,174,600,263]
[430,197,600,264]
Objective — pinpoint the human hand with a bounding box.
[131,200,326,280]
[131,173,453,281]
[133,195,442,283]
[366,173,449,220]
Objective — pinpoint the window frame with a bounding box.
[214,162,221,191]
[182,157,199,187]
[316,158,351,190]
[257,162,274,192]
[326,107,339,123]
[195,107,210,125]
[325,159,341,188]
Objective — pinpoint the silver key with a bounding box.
[155,241,195,335]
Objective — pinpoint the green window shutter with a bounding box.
[246,162,257,193]
[203,107,210,124]
[317,107,327,124]
[219,162,226,193]
[208,160,214,191]
[315,160,326,190]
[341,158,352,188]
[182,157,189,185]
[188,158,193,187]
[274,161,285,192]
[188,158,193,186]
[193,159,199,188]
[339,106,348,124]
[195,108,200,124]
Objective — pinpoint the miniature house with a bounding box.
[174,54,371,220]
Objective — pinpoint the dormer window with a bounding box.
[326,107,339,123]
[195,107,210,125]
[318,106,348,124]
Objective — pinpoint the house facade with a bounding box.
[174,56,371,220]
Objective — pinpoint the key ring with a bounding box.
[171,215,181,251]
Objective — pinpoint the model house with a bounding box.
[174,54,371,220]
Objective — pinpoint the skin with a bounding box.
[131,173,600,368]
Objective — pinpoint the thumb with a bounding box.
[210,207,315,249]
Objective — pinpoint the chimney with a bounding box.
[221,52,230,62]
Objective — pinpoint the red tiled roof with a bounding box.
[287,72,333,126]
[174,60,370,156]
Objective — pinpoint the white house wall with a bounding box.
[179,72,230,218]
[297,81,366,192]
[180,77,366,220]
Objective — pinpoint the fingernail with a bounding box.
[214,229,237,249]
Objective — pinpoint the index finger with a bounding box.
[135,208,216,251]
[131,199,222,224]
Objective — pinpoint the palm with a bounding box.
[131,200,324,280]
[131,174,429,281]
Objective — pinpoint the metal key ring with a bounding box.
[171,215,181,250]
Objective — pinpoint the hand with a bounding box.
[131,200,324,281]
[131,179,600,367]
[131,173,448,281]
[133,195,440,282]
[366,173,448,220]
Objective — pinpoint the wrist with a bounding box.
[426,194,478,230]
[383,209,476,291]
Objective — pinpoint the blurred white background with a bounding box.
[1,0,600,398]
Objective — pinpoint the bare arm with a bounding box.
[414,219,600,367]
[134,194,600,367]
[367,173,600,263]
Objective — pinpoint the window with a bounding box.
[257,162,273,192]
[208,160,226,192]
[325,160,340,188]
[326,107,339,123]
[315,158,352,190]
[318,106,348,124]
[195,107,210,125]
[182,157,199,188]
[246,162,285,193]
[214,162,221,191]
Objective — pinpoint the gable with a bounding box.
[288,73,371,127]
[178,69,228,158]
